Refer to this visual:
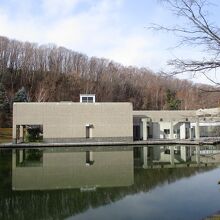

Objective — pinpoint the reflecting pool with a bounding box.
[1,145,220,220]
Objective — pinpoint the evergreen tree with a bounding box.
[164,89,181,110]
[13,87,28,102]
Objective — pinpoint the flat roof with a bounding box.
[13,102,132,105]
[133,110,196,121]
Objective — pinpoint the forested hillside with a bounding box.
[0,36,219,127]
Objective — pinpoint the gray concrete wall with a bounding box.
[13,102,133,143]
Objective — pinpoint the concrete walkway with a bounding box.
[1,138,220,148]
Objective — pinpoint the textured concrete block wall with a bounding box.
[13,102,133,142]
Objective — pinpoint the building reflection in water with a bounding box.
[134,145,220,169]
[12,147,134,191]
[11,145,220,191]
[1,146,219,220]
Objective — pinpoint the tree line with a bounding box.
[0,35,219,127]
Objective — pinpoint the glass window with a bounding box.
[80,95,95,103]
[88,97,94,102]
[82,97,87,102]
[164,129,170,134]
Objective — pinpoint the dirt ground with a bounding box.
[0,128,12,143]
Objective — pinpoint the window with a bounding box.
[88,97,94,103]
[164,129,170,134]
[80,94,95,103]
[85,124,93,138]
[86,126,90,138]
[82,97,87,102]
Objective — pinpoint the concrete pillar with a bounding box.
[180,123,186,139]
[170,121,174,139]
[196,146,200,164]
[140,122,143,140]
[12,125,17,144]
[141,119,148,141]
[170,146,174,166]
[189,126,192,140]
[142,147,148,169]
[20,125,24,142]
[12,105,17,143]
[195,118,200,140]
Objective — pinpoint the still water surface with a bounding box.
[0,145,220,220]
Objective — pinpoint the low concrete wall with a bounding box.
[43,136,133,143]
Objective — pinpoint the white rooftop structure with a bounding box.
[80,94,96,103]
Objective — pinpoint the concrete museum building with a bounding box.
[13,94,220,143]
[13,95,133,143]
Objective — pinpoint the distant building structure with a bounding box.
[133,110,196,140]
[133,109,220,141]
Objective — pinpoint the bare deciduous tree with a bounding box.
[1,34,220,126]
[151,0,220,85]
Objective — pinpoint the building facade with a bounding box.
[133,110,198,140]
[133,109,220,141]
[12,97,220,143]
[13,102,133,143]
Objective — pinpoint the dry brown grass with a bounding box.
[0,128,12,143]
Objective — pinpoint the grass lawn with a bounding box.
[0,128,12,143]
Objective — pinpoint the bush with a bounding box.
[25,127,43,142]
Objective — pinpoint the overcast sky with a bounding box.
[0,0,220,84]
